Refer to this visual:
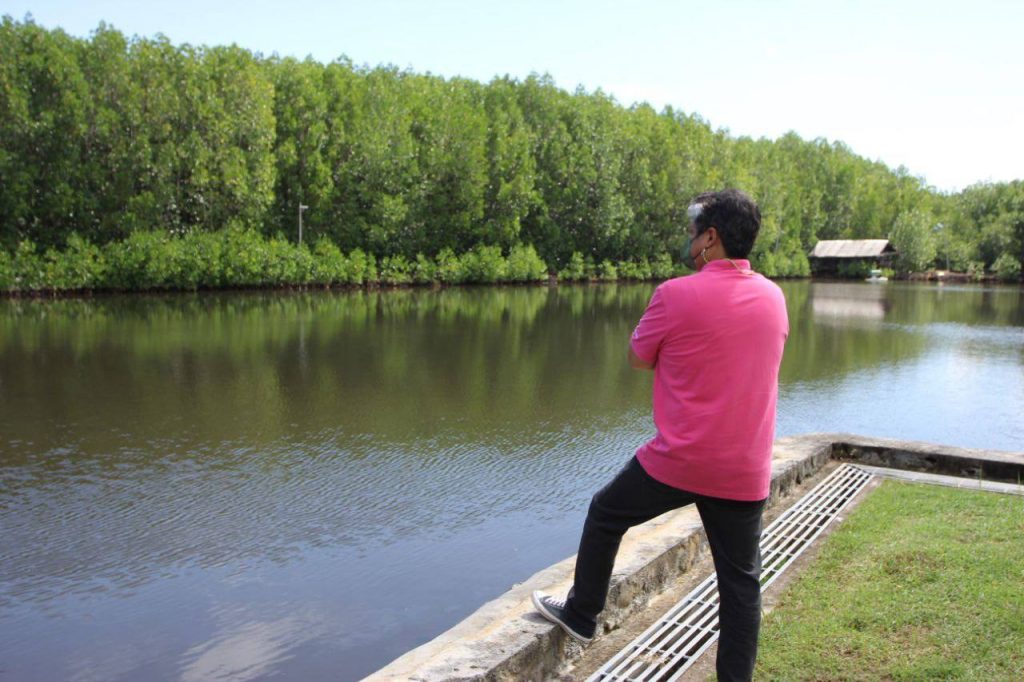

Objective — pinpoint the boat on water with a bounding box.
[865,268,888,282]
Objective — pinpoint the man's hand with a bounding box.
[628,346,655,370]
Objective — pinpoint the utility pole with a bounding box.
[298,204,309,246]
[934,222,948,271]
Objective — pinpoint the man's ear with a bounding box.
[704,226,719,249]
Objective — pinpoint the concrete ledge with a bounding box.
[827,433,1024,483]
[365,434,1024,681]
[855,464,1024,496]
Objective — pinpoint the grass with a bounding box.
[754,480,1024,681]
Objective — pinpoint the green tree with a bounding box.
[0,18,91,249]
[481,77,539,249]
[267,57,332,241]
[890,209,937,273]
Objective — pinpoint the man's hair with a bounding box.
[690,189,761,259]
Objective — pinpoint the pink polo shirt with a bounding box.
[630,259,788,501]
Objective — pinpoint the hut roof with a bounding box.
[809,239,895,258]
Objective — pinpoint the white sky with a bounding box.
[7,0,1023,192]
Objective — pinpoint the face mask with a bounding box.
[681,233,697,270]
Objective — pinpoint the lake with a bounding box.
[1,280,1022,681]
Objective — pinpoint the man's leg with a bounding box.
[695,495,767,682]
[566,457,697,631]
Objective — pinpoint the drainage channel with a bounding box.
[587,464,875,682]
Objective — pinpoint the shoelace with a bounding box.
[544,595,566,609]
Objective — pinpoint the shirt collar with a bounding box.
[701,259,752,273]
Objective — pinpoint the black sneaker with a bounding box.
[531,591,595,643]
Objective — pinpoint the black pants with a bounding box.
[566,456,766,682]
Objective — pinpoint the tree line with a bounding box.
[1,17,1021,292]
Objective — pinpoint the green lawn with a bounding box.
[754,480,1024,681]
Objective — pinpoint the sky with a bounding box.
[6,0,1022,192]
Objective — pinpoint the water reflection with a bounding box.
[1,280,1022,681]
[0,286,654,466]
[178,611,322,682]
[810,282,888,321]
[778,281,927,383]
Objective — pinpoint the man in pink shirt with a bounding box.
[534,189,788,682]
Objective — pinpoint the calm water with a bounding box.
[1,281,1022,681]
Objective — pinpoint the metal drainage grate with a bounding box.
[588,464,875,682]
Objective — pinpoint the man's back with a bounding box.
[630,259,789,501]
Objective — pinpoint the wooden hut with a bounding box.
[808,239,897,276]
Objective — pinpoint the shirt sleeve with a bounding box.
[630,285,669,364]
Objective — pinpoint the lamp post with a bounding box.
[933,222,948,271]
[298,204,309,246]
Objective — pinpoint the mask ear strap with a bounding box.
[699,225,715,265]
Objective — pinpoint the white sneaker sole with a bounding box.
[531,590,593,644]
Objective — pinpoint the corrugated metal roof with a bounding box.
[809,239,894,258]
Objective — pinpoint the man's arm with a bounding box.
[628,345,655,370]
[629,285,666,371]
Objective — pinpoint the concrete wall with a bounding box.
[365,434,1024,682]
[829,433,1024,483]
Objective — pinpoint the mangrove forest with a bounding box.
[1,17,1022,292]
